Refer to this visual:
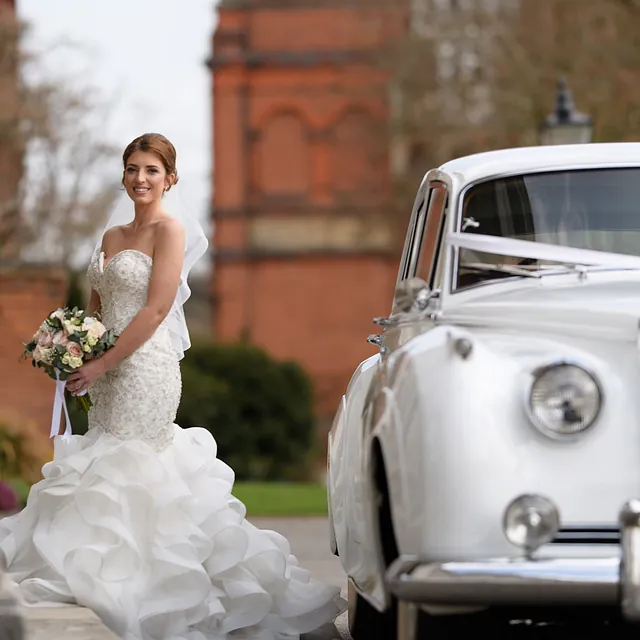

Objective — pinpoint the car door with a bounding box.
[332,176,453,608]
[327,178,430,592]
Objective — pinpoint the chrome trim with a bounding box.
[397,601,420,640]
[523,360,604,441]
[382,500,640,637]
[367,334,383,347]
[397,178,429,286]
[450,161,640,198]
[621,499,640,621]
[373,316,398,328]
[551,524,620,545]
[452,337,473,360]
[386,555,619,607]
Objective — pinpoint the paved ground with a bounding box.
[1,516,350,640]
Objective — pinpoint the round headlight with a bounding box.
[527,362,602,439]
[503,494,560,553]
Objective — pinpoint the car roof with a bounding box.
[436,142,640,185]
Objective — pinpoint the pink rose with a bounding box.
[37,330,54,348]
[66,342,83,358]
[52,331,66,346]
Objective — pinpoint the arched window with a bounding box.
[258,111,309,197]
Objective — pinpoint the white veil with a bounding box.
[91,185,208,360]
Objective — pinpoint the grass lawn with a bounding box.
[233,482,328,517]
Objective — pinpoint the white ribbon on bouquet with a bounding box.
[49,371,78,441]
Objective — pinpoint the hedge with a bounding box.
[176,341,316,481]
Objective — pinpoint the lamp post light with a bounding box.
[539,77,593,146]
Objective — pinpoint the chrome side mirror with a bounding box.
[394,277,436,314]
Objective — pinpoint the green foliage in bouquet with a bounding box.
[177,341,316,481]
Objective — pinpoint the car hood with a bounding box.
[443,274,640,342]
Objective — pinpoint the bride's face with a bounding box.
[124,150,175,205]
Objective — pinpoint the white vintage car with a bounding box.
[327,142,640,638]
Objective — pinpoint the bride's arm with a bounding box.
[98,218,186,373]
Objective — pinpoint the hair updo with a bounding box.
[122,133,179,190]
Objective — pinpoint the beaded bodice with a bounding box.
[85,249,181,451]
[88,250,153,333]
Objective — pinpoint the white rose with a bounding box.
[69,356,83,369]
[83,318,106,340]
[63,320,76,335]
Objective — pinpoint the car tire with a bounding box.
[347,579,397,640]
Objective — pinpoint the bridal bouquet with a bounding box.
[21,307,117,413]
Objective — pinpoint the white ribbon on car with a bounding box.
[50,371,74,441]
[447,232,640,269]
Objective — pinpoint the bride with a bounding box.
[0,133,346,639]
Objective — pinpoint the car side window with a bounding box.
[415,182,449,289]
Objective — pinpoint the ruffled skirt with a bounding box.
[0,426,346,639]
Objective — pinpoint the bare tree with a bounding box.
[19,80,120,268]
[0,15,120,268]
[0,12,23,260]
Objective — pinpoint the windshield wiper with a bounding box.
[461,263,542,278]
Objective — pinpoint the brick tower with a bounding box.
[209,0,404,433]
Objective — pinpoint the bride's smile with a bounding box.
[123,149,171,206]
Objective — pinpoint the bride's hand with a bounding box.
[67,359,106,396]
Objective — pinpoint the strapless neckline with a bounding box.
[99,249,153,273]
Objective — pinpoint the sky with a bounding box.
[17,0,219,264]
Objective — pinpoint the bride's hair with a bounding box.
[122,133,180,191]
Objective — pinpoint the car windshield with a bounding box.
[455,167,640,290]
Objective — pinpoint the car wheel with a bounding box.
[347,579,397,640]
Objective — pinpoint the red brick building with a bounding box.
[0,0,68,443]
[210,0,406,431]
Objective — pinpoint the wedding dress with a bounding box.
[0,249,346,639]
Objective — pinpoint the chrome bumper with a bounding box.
[385,499,640,623]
